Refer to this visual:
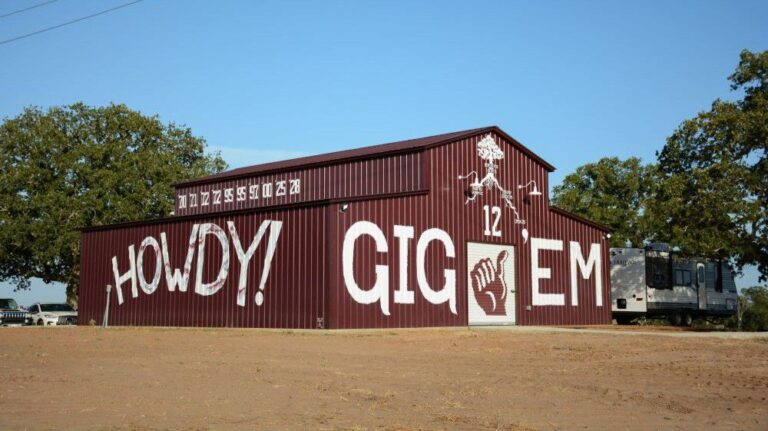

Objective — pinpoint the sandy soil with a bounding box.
[1,326,766,431]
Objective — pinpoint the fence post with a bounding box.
[102,284,112,328]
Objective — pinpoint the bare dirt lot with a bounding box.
[1,327,767,430]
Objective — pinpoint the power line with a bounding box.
[0,0,144,46]
[0,0,59,19]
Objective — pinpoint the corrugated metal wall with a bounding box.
[79,206,327,328]
[429,132,610,325]
[79,129,610,328]
[174,152,424,217]
[327,194,465,328]
[325,132,610,327]
[522,209,611,324]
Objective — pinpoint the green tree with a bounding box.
[551,157,657,247]
[652,50,767,280]
[740,286,768,331]
[0,103,227,304]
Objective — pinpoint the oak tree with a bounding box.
[551,157,657,248]
[652,50,767,280]
[554,51,767,281]
[0,103,227,304]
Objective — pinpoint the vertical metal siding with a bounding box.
[324,132,609,328]
[80,130,610,328]
[174,153,424,217]
[79,206,326,328]
[327,193,463,329]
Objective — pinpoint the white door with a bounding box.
[697,263,707,310]
[467,242,516,325]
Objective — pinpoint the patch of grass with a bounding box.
[552,345,590,352]
[637,317,669,327]
[433,414,536,430]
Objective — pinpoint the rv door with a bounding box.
[697,263,707,310]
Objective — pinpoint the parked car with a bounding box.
[28,303,78,326]
[0,298,32,326]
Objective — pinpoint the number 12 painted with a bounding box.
[483,205,502,237]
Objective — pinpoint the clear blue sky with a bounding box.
[1,0,766,305]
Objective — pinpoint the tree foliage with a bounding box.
[553,50,767,281]
[551,157,657,248]
[0,103,227,303]
[652,50,767,279]
[739,286,768,331]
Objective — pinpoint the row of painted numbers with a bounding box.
[177,179,301,209]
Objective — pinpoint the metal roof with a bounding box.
[550,205,611,232]
[177,126,556,187]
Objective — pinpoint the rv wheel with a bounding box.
[682,313,693,327]
[669,313,683,326]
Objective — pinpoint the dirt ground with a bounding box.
[1,326,767,431]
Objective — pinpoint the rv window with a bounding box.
[645,255,671,289]
[697,266,705,284]
[715,263,723,293]
[674,269,692,286]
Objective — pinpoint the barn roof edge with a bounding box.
[549,205,611,233]
[176,126,556,188]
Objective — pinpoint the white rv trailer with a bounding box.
[610,243,737,326]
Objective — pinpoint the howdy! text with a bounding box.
[111,220,282,306]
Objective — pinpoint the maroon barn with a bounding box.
[79,126,611,328]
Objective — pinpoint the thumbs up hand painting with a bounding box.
[470,251,509,316]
